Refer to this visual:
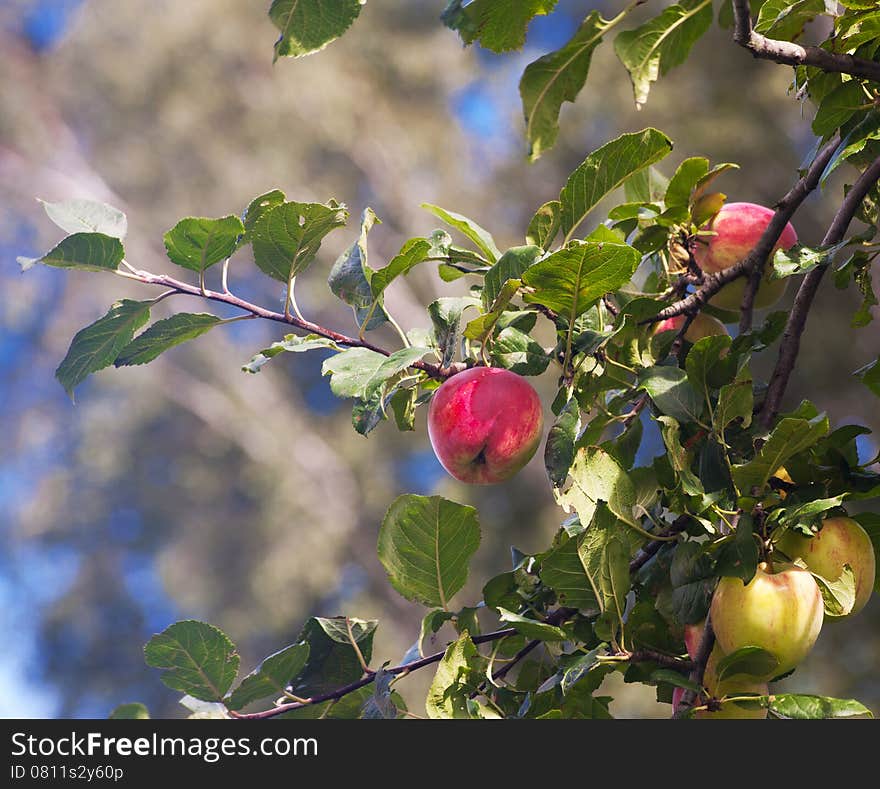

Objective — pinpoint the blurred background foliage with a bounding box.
[0,0,877,718]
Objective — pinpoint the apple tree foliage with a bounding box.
[24,1,880,720]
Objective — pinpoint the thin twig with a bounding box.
[759,154,880,427]
[629,515,692,574]
[644,135,840,325]
[732,0,880,83]
[116,266,457,381]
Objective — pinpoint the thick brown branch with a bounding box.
[732,0,880,83]
[673,614,716,718]
[122,267,458,381]
[759,154,880,427]
[645,135,840,325]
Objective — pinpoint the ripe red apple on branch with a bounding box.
[776,516,876,617]
[691,201,797,311]
[427,367,544,484]
[710,562,824,679]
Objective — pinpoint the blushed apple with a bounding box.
[692,202,797,312]
[427,366,543,484]
[776,516,876,617]
[654,313,728,343]
[710,561,823,679]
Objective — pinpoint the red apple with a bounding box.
[710,562,823,679]
[654,313,728,344]
[692,202,797,312]
[427,366,543,484]
[776,516,876,617]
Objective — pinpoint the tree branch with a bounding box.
[673,613,715,718]
[119,266,459,381]
[732,0,880,83]
[645,134,840,326]
[759,154,880,427]
[629,515,691,574]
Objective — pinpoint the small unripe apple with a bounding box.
[427,366,543,484]
[710,562,823,679]
[692,202,797,312]
[776,516,876,617]
[653,313,728,343]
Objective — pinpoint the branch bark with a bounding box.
[759,154,880,427]
[732,0,880,84]
[119,266,460,381]
[673,613,715,719]
[644,135,840,325]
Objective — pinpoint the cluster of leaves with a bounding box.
[24,115,880,717]
[268,2,880,164]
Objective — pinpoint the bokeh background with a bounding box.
[1,0,877,718]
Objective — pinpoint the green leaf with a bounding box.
[625,166,670,203]
[657,416,704,496]
[21,232,124,273]
[556,446,638,528]
[522,241,641,319]
[715,646,780,683]
[527,201,562,250]
[812,80,867,139]
[421,203,499,263]
[328,208,388,331]
[377,494,481,609]
[771,242,842,280]
[755,0,828,41]
[578,510,631,628]
[463,279,522,342]
[429,296,480,368]
[39,197,127,238]
[370,238,433,299]
[109,703,149,720]
[483,245,542,310]
[559,129,674,239]
[685,334,735,394]
[541,532,600,614]
[290,617,377,697]
[614,0,713,109]
[768,694,873,719]
[855,357,880,397]
[252,200,348,283]
[520,11,606,161]
[56,299,153,397]
[715,366,754,430]
[664,157,709,211]
[545,397,580,487]
[638,366,705,424]
[426,633,488,719]
[491,327,550,376]
[560,643,607,696]
[243,189,286,236]
[226,644,310,710]
[716,515,760,583]
[114,313,222,367]
[669,542,715,625]
[731,413,830,493]
[144,621,239,702]
[813,565,857,618]
[497,609,568,641]
[163,216,244,275]
[441,0,558,53]
[269,0,365,60]
[321,347,387,398]
[242,334,340,374]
